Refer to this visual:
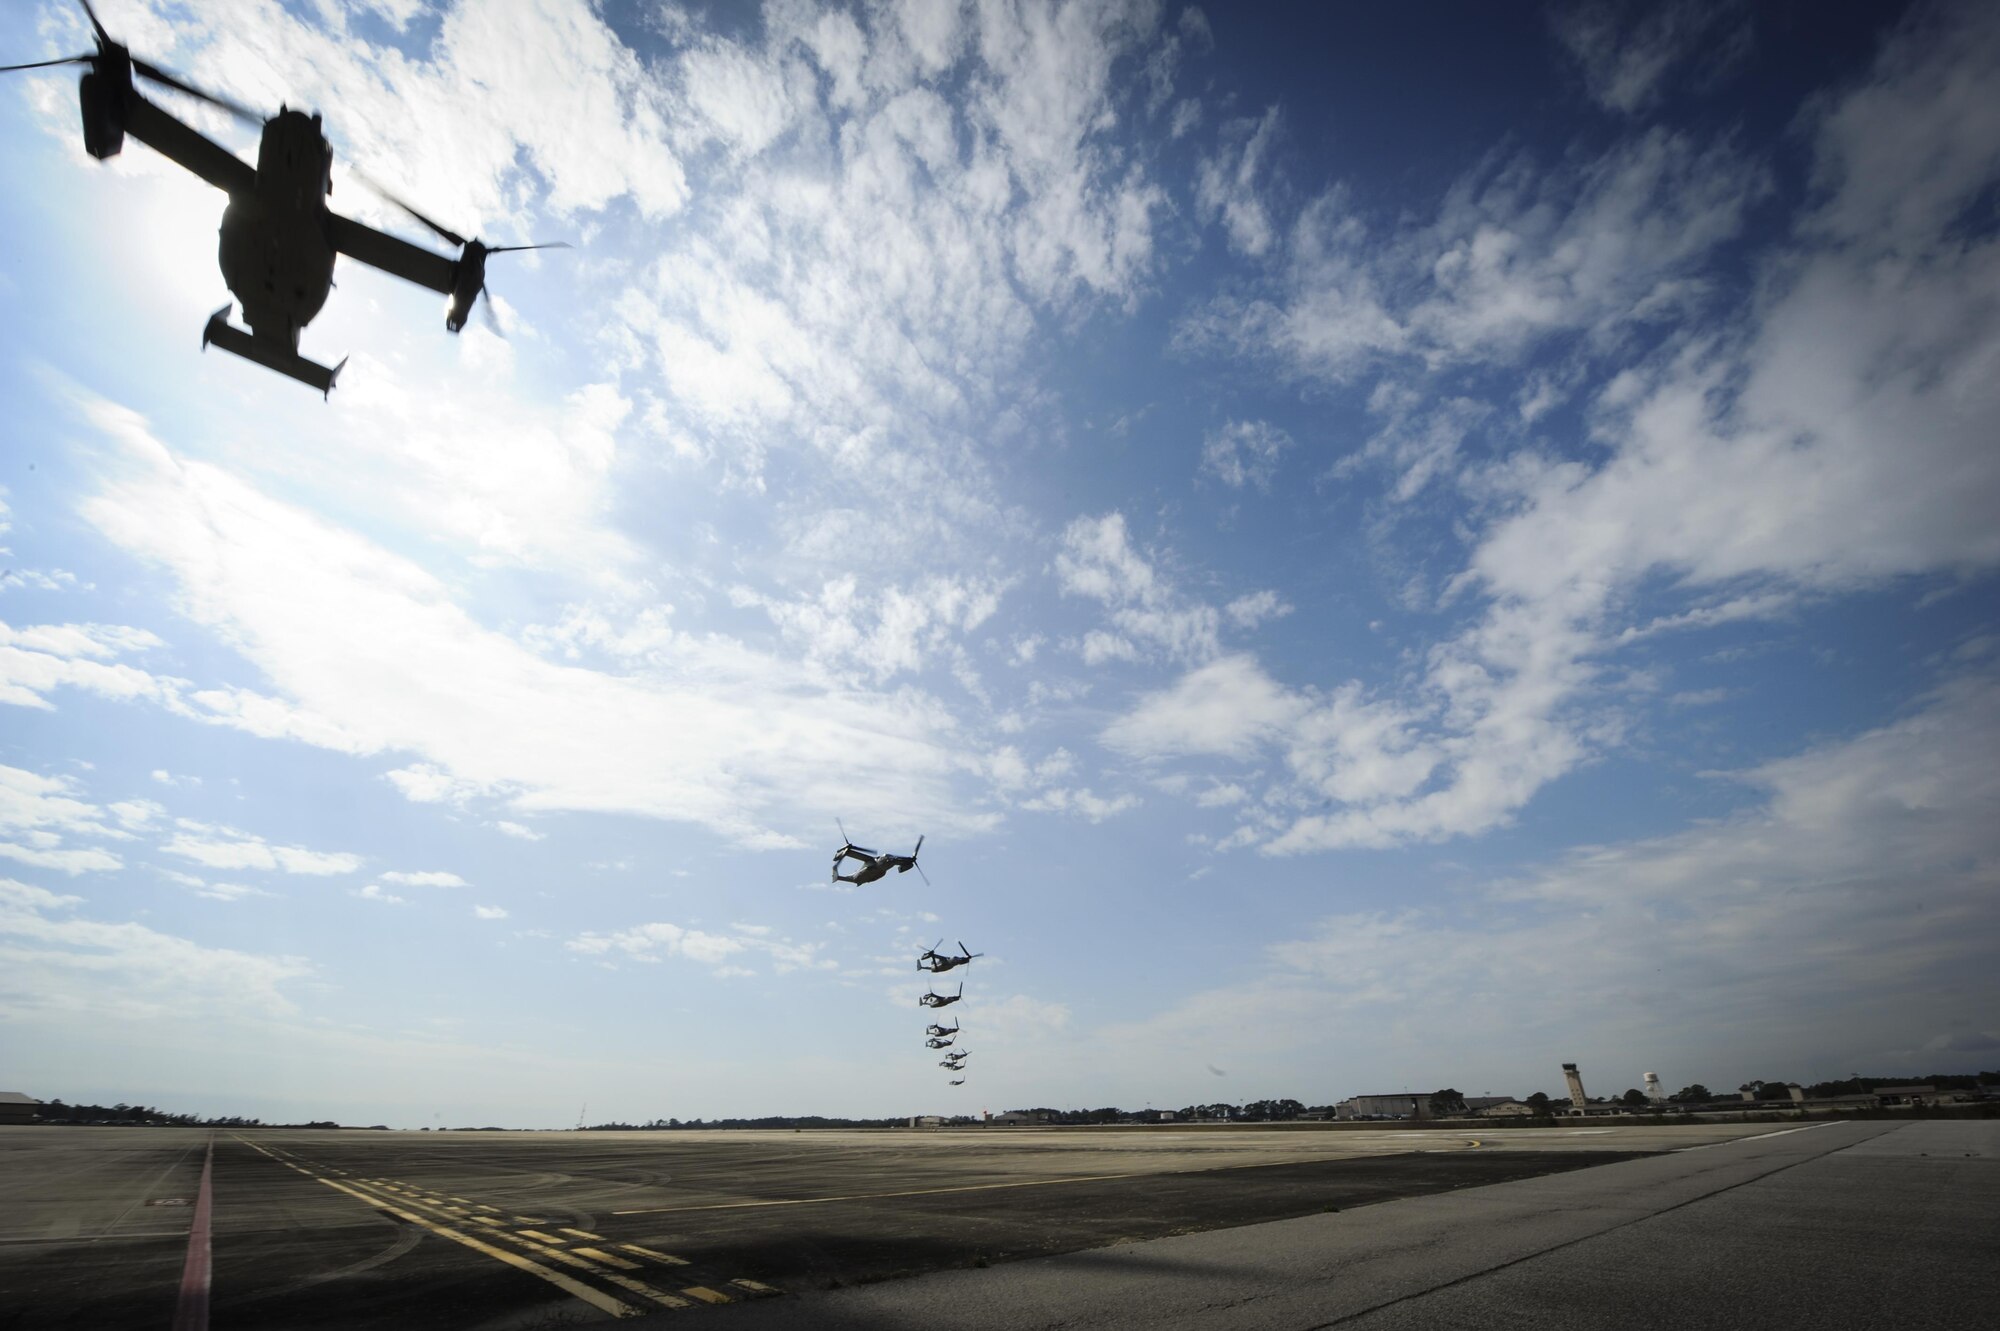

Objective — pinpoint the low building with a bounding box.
[0,1092,42,1125]
[1469,1100,1536,1118]
[1337,1094,1429,1120]
[989,1111,1051,1126]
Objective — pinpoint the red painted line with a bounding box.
[169,1138,215,1331]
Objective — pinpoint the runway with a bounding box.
[666,1119,2000,1331]
[0,1120,1878,1328]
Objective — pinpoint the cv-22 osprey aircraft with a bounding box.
[917,940,981,974]
[939,1053,968,1070]
[925,1019,960,1039]
[948,1078,966,1086]
[2,2,566,393]
[917,982,963,1009]
[832,821,928,886]
[924,1034,957,1050]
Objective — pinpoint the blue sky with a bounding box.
[2,0,1996,1126]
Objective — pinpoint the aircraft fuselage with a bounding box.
[217,108,335,351]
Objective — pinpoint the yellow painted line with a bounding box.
[732,1279,779,1294]
[559,1227,603,1240]
[614,1169,1155,1215]
[504,1236,692,1309]
[681,1286,733,1305]
[514,1216,548,1224]
[233,1140,637,1319]
[516,1229,562,1243]
[447,1196,472,1204]
[618,1244,691,1266]
[466,1215,504,1227]
[573,1246,641,1270]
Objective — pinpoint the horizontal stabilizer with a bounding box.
[202,310,343,396]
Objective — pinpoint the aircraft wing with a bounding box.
[123,94,255,195]
[326,213,457,295]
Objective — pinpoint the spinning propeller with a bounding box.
[362,178,570,335]
[4,1,261,126]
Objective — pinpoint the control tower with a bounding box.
[1644,1072,1664,1103]
[1562,1062,1588,1109]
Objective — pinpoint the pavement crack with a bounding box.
[1303,1123,1878,1329]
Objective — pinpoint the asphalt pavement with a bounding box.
[6,1119,1978,1329]
[664,1119,2000,1331]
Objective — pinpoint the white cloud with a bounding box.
[380,870,469,888]
[473,905,509,920]
[162,823,363,876]
[1018,786,1140,823]
[1178,125,1764,383]
[1055,514,1223,666]
[1224,590,1291,629]
[0,877,310,1019]
[1104,670,2000,1082]
[353,884,406,904]
[567,918,835,976]
[493,820,544,841]
[1200,419,1291,490]
[77,407,979,846]
[1157,5,2000,855]
[0,764,130,875]
[1550,1,1748,114]
[1195,106,1281,255]
[1101,655,1304,762]
[194,882,272,902]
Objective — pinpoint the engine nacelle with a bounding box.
[445,241,489,333]
[79,70,125,159]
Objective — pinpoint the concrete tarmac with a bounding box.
[672,1119,2000,1331]
[0,1120,1922,1329]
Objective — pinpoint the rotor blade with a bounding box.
[915,862,931,887]
[485,242,572,253]
[347,168,467,247]
[130,58,263,125]
[836,818,848,845]
[79,0,109,45]
[1,55,93,72]
[912,835,924,859]
[479,285,503,337]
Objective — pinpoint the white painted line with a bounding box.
[1675,1121,1842,1152]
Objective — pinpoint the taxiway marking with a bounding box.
[168,1137,214,1331]
[680,1285,733,1304]
[235,1139,639,1318]
[233,1138,779,1315]
[620,1243,691,1266]
[613,1169,1156,1214]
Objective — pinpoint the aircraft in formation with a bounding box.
[916,940,982,974]
[918,982,963,1009]
[2,1,567,393]
[832,821,928,886]
[949,1078,966,1086]
[832,825,978,1085]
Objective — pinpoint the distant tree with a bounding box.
[1755,1082,1794,1101]
[1669,1084,1712,1103]
[1524,1091,1552,1114]
[1620,1089,1649,1108]
[1428,1089,1465,1118]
